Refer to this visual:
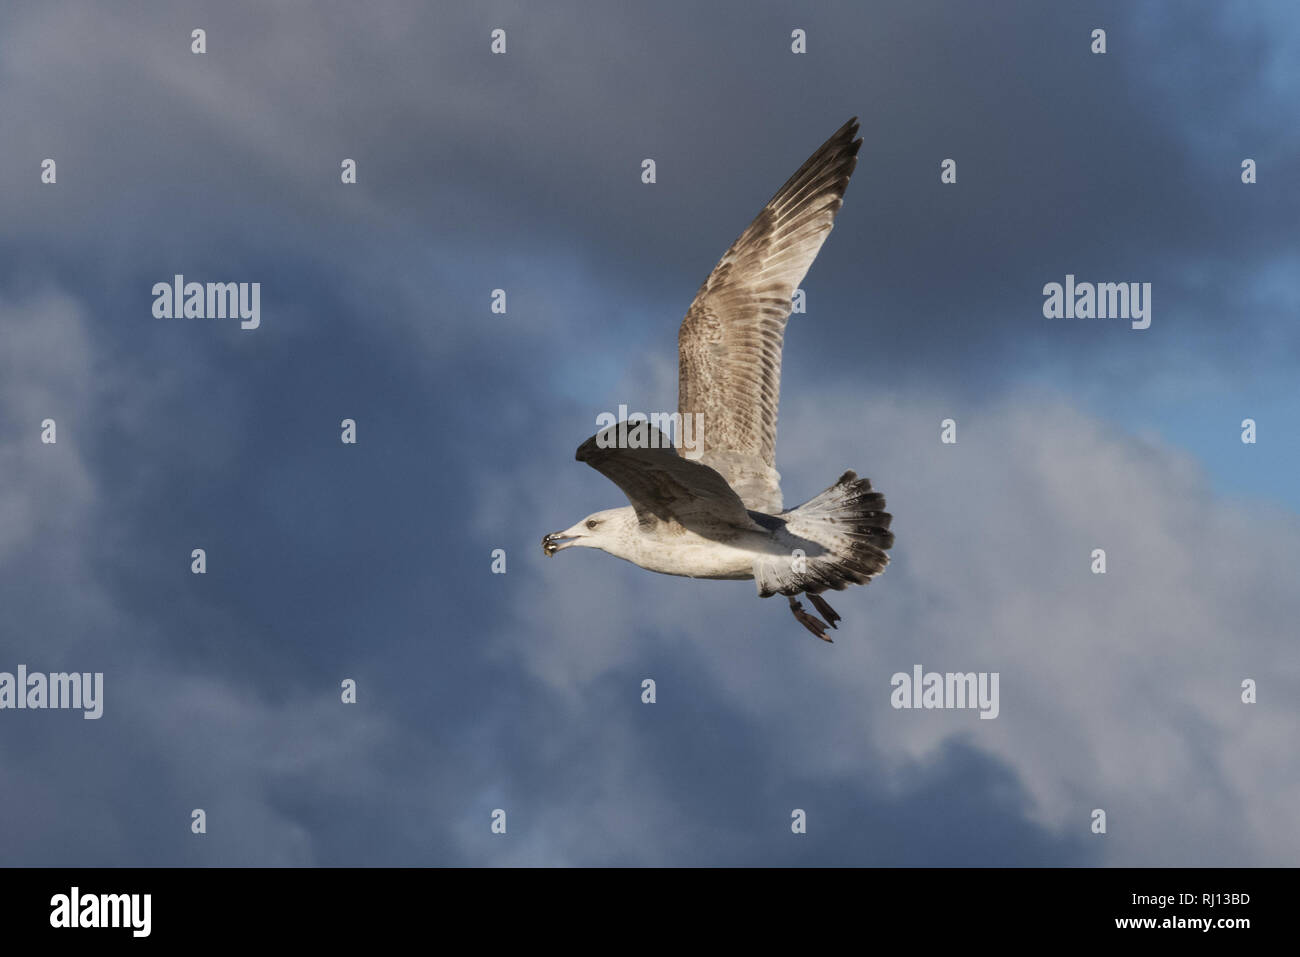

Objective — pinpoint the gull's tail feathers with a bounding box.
[753,470,894,600]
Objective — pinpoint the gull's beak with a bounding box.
[542,530,581,557]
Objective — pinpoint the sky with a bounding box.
[0,0,1297,866]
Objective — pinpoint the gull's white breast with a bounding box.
[618,526,783,581]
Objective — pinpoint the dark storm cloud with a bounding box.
[0,1,1296,866]
[3,1,1295,384]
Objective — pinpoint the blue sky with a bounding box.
[0,0,1297,866]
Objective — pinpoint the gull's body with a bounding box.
[544,118,893,641]
[563,505,784,581]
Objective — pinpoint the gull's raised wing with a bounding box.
[677,117,863,513]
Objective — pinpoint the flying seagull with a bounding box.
[543,118,893,641]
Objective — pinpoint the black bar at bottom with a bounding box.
[0,866,1285,942]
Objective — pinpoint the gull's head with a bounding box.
[542,508,629,557]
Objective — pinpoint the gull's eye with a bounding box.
[586,520,599,530]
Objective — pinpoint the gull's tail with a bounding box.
[753,471,894,638]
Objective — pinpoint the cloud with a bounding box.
[3,0,1296,385]
[0,292,97,558]
[0,291,446,865]
[0,0,1295,866]
[505,382,1300,864]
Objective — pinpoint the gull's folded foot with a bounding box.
[806,593,841,629]
[788,596,832,642]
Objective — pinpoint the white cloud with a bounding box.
[502,383,1300,864]
[0,292,97,558]
[0,291,437,864]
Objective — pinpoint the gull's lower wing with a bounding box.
[576,424,758,536]
[677,117,863,513]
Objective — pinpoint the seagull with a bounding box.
[543,118,893,641]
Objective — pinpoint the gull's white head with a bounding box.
[542,507,635,557]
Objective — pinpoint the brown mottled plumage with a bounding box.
[678,117,863,514]
[543,119,893,642]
